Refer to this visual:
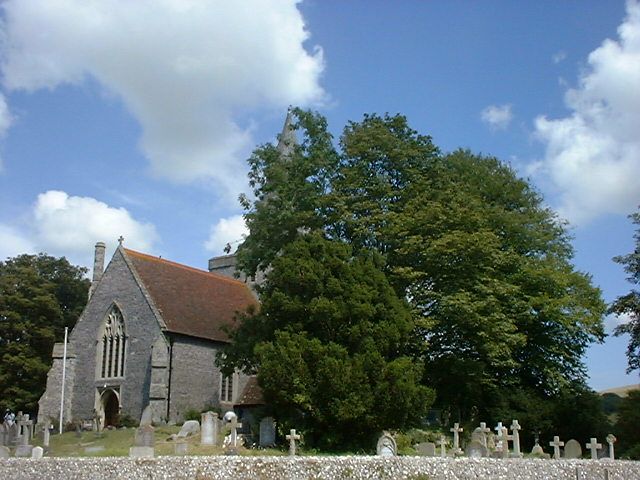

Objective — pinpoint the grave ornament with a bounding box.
[376,432,397,457]
[438,435,447,458]
[606,434,617,460]
[286,429,301,456]
[549,436,564,460]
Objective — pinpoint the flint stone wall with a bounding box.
[1,456,639,480]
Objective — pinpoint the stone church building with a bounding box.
[37,242,262,427]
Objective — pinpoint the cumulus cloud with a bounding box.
[0,1,324,200]
[533,0,640,225]
[480,104,513,130]
[204,214,247,254]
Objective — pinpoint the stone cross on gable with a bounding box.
[586,437,602,460]
[286,429,301,456]
[438,435,447,458]
[549,436,564,459]
[229,416,242,447]
[478,422,490,448]
[118,236,124,246]
[606,434,617,460]
[450,423,463,456]
[510,420,523,458]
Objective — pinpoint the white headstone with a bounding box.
[549,436,564,460]
[450,423,463,456]
[200,411,218,446]
[177,420,200,438]
[31,446,44,459]
[606,434,617,460]
[510,420,523,458]
[586,437,602,460]
[286,429,301,456]
[438,435,447,458]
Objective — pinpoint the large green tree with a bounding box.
[609,208,640,374]
[0,254,89,413]
[233,109,605,430]
[223,234,433,449]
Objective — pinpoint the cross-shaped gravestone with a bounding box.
[497,426,513,458]
[510,420,523,458]
[478,422,490,448]
[494,422,503,451]
[549,436,564,460]
[229,416,242,447]
[586,437,602,460]
[606,434,617,460]
[450,423,463,456]
[438,435,447,458]
[286,429,301,456]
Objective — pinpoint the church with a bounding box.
[37,241,262,428]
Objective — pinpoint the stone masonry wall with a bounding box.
[1,457,639,480]
[68,249,163,422]
[37,344,76,426]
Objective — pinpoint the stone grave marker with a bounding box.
[129,424,155,458]
[549,436,564,459]
[286,429,301,456]
[43,421,51,449]
[415,442,436,456]
[175,441,188,455]
[376,432,396,457]
[586,437,602,460]
[31,446,44,459]
[493,422,503,451]
[6,423,18,447]
[200,411,218,446]
[0,445,9,458]
[259,417,276,447]
[492,426,512,459]
[510,420,523,458]
[178,420,200,438]
[450,423,463,456]
[471,422,490,448]
[14,415,33,458]
[564,439,582,459]
[465,440,488,458]
[606,434,617,460]
[438,436,447,458]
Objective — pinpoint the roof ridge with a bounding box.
[123,248,248,287]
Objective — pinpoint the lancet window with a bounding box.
[98,306,126,379]
[220,374,234,402]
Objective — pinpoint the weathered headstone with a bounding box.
[14,415,33,457]
[6,423,18,447]
[31,446,44,459]
[415,442,436,456]
[450,423,463,456]
[493,426,512,459]
[586,438,602,460]
[0,445,10,458]
[129,424,155,458]
[510,420,523,458]
[200,411,218,446]
[259,417,276,447]
[438,435,447,458]
[175,441,188,455]
[465,440,488,458]
[549,436,564,459]
[376,432,396,457]
[606,434,617,460]
[471,422,490,448]
[286,429,301,456]
[564,439,582,459]
[178,420,200,438]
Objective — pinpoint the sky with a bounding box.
[0,0,639,391]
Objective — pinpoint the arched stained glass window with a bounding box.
[97,306,126,378]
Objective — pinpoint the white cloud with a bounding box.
[604,311,635,332]
[0,224,35,260]
[0,93,13,171]
[480,104,513,130]
[0,0,325,200]
[533,0,640,225]
[204,214,247,254]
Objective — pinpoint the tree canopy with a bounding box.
[229,108,606,440]
[0,254,89,413]
[609,208,640,374]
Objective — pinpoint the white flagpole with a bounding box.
[59,327,68,434]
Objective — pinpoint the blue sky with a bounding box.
[0,1,638,390]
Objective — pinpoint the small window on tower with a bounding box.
[220,374,234,402]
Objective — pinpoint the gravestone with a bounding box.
[178,420,200,438]
[0,423,6,446]
[531,439,549,458]
[494,422,503,451]
[286,429,301,456]
[549,436,564,460]
[510,420,523,458]
[606,434,617,460]
[14,416,33,458]
[43,421,51,449]
[438,436,447,458]
[586,438,602,460]
[376,432,396,457]
[471,422,490,448]
[175,441,188,455]
[259,417,276,447]
[465,440,488,458]
[564,439,582,459]
[449,423,463,456]
[415,442,436,456]
[492,426,512,459]
[129,424,155,458]
[6,423,18,447]
[0,445,10,458]
[200,411,218,446]
[31,446,44,459]
[222,411,242,454]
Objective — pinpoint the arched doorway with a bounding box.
[100,389,120,427]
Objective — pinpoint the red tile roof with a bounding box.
[235,376,265,406]
[124,248,257,342]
